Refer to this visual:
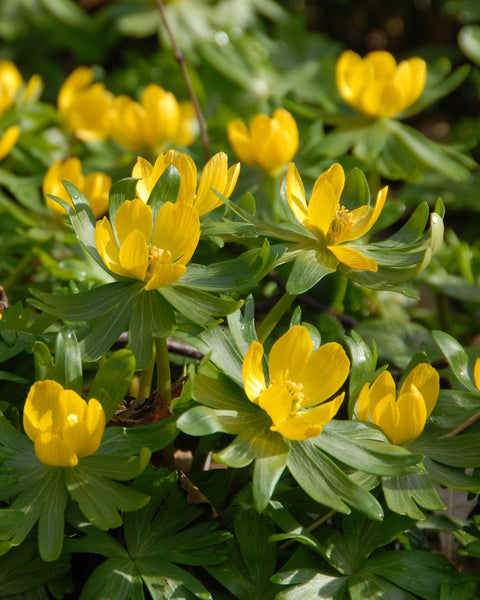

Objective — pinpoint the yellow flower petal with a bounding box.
[356,383,371,422]
[95,217,129,277]
[35,432,78,467]
[286,163,308,225]
[370,370,396,404]
[83,172,111,219]
[23,380,63,442]
[145,263,186,290]
[308,179,339,239]
[242,341,266,403]
[227,119,254,165]
[133,156,154,204]
[392,387,427,445]
[268,325,312,385]
[313,163,345,203]
[259,384,294,427]
[115,199,152,246]
[118,229,149,281]
[327,245,378,271]
[371,393,398,442]
[399,363,439,418]
[77,398,105,457]
[398,58,427,108]
[195,152,229,216]
[0,125,20,161]
[474,358,480,392]
[152,201,199,265]
[300,342,350,407]
[271,393,344,440]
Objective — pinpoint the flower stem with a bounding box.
[155,336,172,405]
[155,0,210,161]
[257,292,296,344]
[137,344,156,399]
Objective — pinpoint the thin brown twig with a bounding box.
[155,0,210,161]
[441,409,480,438]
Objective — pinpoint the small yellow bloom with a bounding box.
[43,158,111,219]
[0,61,23,114]
[110,84,196,153]
[23,380,105,467]
[133,149,240,217]
[356,364,439,446]
[336,50,427,118]
[474,359,480,392]
[95,198,200,290]
[58,67,114,142]
[286,162,387,272]
[0,125,20,161]
[242,325,350,440]
[227,108,299,175]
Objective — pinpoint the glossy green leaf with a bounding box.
[382,471,445,520]
[33,340,55,381]
[345,331,377,415]
[286,251,336,294]
[147,165,180,222]
[108,177,138,229]
[54,327,82,394]
[432,330,478,393]
[459,25,480,66]
[341,167,371,211]
[252,449,289,511]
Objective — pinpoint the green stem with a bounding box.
[264,172,285,221]
[330,273,348,313]
[155,336,172,405]
[257,292,297,344]
[137,344,156,399]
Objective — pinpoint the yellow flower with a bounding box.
[227,108,299,175]
[110,84,196,153]
[43,158,111,219]
[286,162,388,272]
[133,149,240,217]
[0,61,23,114]
[336,50,427,118]
[242,325,350,440]
[58,67,114,142]
[356,364,439,446]
[0,125,20,161]
[95,198,200,290]
[23,380,105,467]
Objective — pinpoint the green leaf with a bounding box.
[33,340,55,381]
[181,241,282,292]
[411,434,480,468]
[458,25,480,66]
[54,327,82,394]
[99,419,178,454]
[341,167,371,211]
[108,177,138,229]
[288,440,384,519]
[286,251,336,294]
[345,331,377,415]
[252,450,289,511]
[432,330,478,393]
[88,349,136,422]
[147,165,181,222]
[227,296,258,356]
[424,458,480,492]
[382,471,445,520]
[79,558,143,600]
[37,468,68,561]
[63,464,150,530]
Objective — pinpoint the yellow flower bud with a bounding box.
[356,364,439,445]
[95,198,200,290]
[0,61,23,114]
[23,380,105,467]
[227,108,299,175]
[43,157,111,219]
[242,325,350,440]
[336,50,427,118]
[58,67,114,142]
[133,149,240,216]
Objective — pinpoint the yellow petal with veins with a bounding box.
[286,162,308,225]
[399,363,439,418]
[152,201,199,266]
[327,245,377,271]
[268,325,312,384]
[301,342,350,407]
[115,199,152,246]
[118,229,149,281]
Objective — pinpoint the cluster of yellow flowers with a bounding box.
[58,66,197,153]
[0,60,42,161]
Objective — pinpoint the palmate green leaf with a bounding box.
[0,543,70,596]
[71,469,228,600]
[352,119,390,163]
[410,433,480,468]
[432,330,479,393]
[424,458,480,492]
[253,450,290,512]
[382,470,445,520]
[432,389,480,429]
[275,572,349,600]
[192,327,245,386]
[97,419,178,455]
[88,349,136,422]
[206,509,280,600]
[54,327,82,394]
[288,440,384,520]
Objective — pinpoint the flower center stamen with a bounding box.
[149,245,172,267]
[327,206,354,244]
[270,379,306,415]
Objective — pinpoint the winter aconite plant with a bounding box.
[0,1,480,598]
